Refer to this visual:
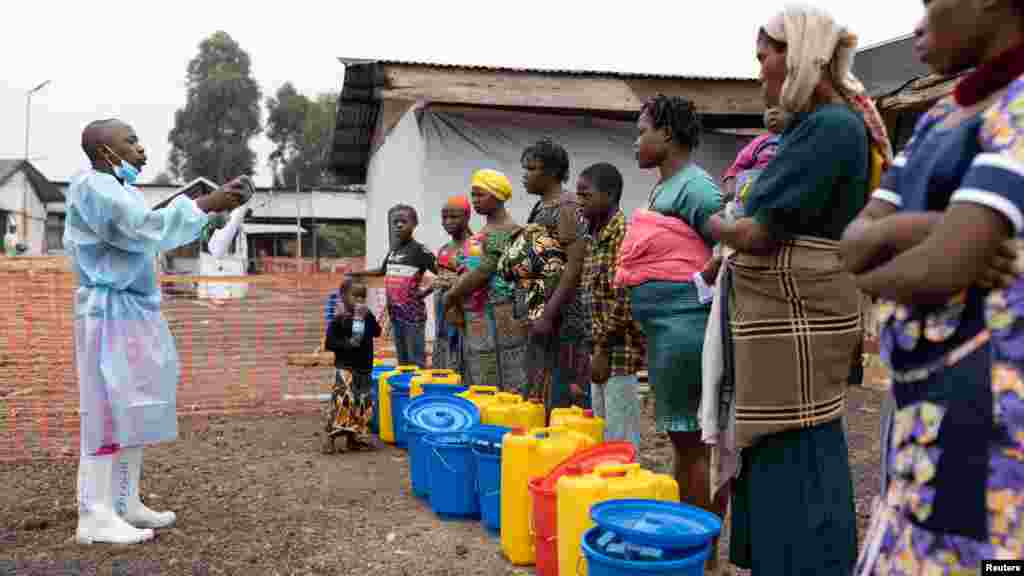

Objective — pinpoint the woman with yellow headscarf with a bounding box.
[444,169,527,391]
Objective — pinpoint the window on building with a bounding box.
[46,213,65,252]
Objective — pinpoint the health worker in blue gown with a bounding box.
[65,118,246,545]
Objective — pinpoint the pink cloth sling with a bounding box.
[614,208,712,288]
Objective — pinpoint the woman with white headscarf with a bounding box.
[705,4,892,574]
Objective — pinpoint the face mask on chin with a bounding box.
[104,146,141,185]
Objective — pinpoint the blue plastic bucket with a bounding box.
[389,376,415,448]
[407,425,430,498]
[369,365,395,434]
[470,425,510,532]
[424,432,479,519]
[404,396,481,500]
[581,526,711,576]
[422,383,469,396]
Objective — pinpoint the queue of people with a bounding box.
[67,1,1024,573]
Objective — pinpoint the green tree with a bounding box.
[168,31,262,184]
[266,84,338,188]
[316,223,366,257]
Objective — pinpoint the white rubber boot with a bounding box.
[115,447,176,529]
[76,453,155,544]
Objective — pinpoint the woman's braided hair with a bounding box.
[521,137,570,183]
[641,95,702,150]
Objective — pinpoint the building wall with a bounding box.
[246,191,366,222]
[383,105,745,260]
[363,104,746,344]
[365,107,429,268]
[0,171,47,255]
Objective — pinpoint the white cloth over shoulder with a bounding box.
[64,169,209,454]
[700,254,739,495]
[207,206,246,258]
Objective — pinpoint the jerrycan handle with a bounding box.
[421,369,452,378]
[593,462,642,478]
[465,385,498,396]
[531,426,570,439]
[496,392,522,404]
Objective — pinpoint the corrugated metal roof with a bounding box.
[0,159,64,203]
[338,57,757,81]
[853,35,932,98]
[857,33,915,53]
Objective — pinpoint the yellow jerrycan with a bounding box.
[457,385,501,419]
[409,369,460,398]
[549,406,605,444]
[377,365,420,444]
[555,463,679,576]
[489,393,545,431]
[484,392,523,427]
[501,426,595,565]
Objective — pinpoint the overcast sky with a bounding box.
[0,0,921,187]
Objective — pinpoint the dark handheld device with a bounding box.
[152,175,255,211]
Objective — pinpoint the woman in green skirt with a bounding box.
[620,95,723,528]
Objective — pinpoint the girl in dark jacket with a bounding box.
[323,278,381,452]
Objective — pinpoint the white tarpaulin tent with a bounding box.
[364,104,745,268]
[362,104,746,342]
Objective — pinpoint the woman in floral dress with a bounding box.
[841,0,1024,570]
[433,195,472,372]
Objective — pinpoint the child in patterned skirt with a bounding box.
[322,277,381,453]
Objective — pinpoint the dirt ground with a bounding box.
[0,373,886,576]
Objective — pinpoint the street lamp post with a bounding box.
[22,80,50,250]
[24,80,51,160]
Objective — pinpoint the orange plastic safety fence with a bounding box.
[0,256,417,463]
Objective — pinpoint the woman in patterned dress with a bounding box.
[433,195,472,373]
[841,0,1024,571]
[499,139,591,415]
[444,170,527,392]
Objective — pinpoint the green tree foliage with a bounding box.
[168,31,262,184]
[316,223,366,257]
[266,84,338,188]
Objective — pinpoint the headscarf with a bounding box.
[762,4,893,168]
[445,195,472,219]
[471,169,513,201]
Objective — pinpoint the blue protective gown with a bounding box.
[64,169,209,454]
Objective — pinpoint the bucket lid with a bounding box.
[404,395,480,434]
[537,442,637,493]
[423,432,473,446]
[590,499,722,550]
